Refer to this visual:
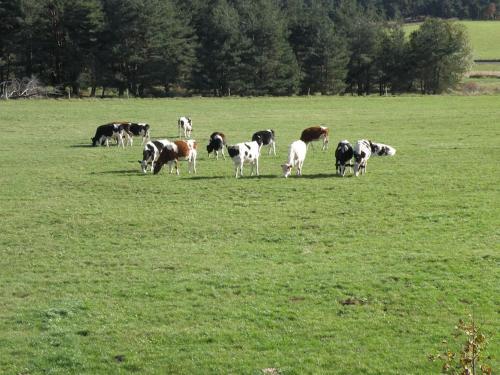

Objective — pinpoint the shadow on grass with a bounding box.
[69,144,94,148]
[93,169,141,175]
[298,173,341,179]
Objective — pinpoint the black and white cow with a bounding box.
[125,123,150,146]
[226,141,260,178]
[138,139,171,173]
[251,129,276,156]
[353,139,396,176]
[353,139,372,176]
[335,140,354,177]
[91,123,126,147]
[370,141,396,157]
[178,116,192,138]
[206,132,226,160]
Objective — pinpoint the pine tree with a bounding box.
[286,1,348,94]
[235,0,300,95]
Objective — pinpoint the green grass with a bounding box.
[405,20,500,60]
[0,97,498,374]
[472,63,500,72]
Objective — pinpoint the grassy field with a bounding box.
[0,96,498,374]
[405,20,500,60]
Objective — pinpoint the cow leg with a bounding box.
[255,158,259,176]
[175,160,180,175]
[222,148,226,160]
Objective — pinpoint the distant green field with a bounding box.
[405,20,500,60]
[472,63,500,71]
[0,97,498,374]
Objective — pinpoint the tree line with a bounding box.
[0,0,477,97]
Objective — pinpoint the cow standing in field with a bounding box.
[353,139,397,176]
[252,129,276,156]
[138,139,171,173]
[335,140,354,177]
[300,126,329,150]
[178,117,193,138]
[206,132,226,160]
[124,123,151,146]
[91,123,127,147]
[281,140,307,178]
[153,139,197,175]
[226,141,260,178]
[353,139,372,176]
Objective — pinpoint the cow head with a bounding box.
[254,134,263,146]
[281,163,292,178]
[206,143,214,154]
[353,151,366,177]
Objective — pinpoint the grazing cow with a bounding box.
[178,116,192,138]
[251,129,276,156]
[91,123,127,148]
[353,139,372,176]
[206,132,226,160]
[226,141,260,178]
[281,140,307,178]
[300,126,329,150]
[335,140,354,177]
[124,123,151,146]
[153,139,197,175]
[138,139,171,173]
[353,139,397,176]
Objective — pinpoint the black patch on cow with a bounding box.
[227,147,239,158]
[245,144,251,150]
[245,151,248,156]
[152,141,164,151]
[378,146,388,156]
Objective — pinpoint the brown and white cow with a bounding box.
[300,126,329,150]
[153,139,197,175]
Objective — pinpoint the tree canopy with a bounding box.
[0,0,478,97]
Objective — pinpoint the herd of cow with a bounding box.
[90,116,396,178]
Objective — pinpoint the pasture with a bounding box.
[0,96,498,374]
[405,20,500,60]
